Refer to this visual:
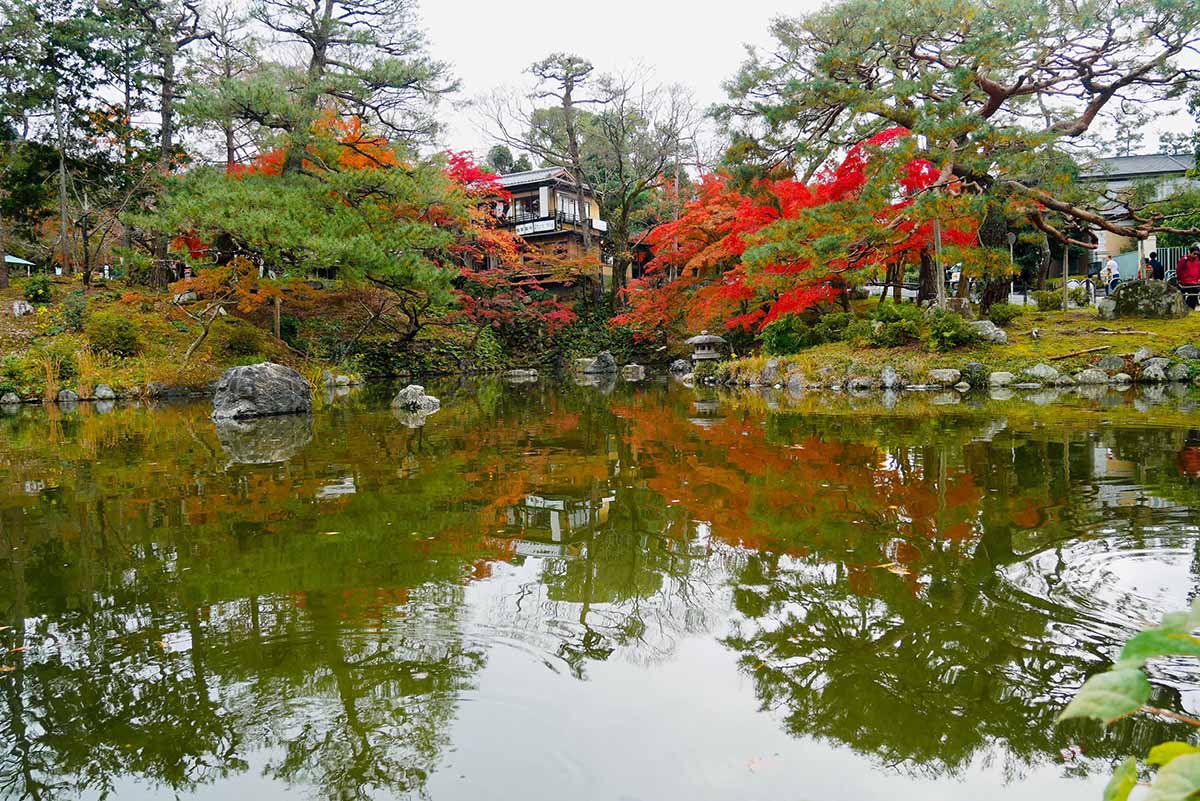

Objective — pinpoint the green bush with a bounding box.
[870,318,922,348]
[813,312,855,342]
[842,319,874,344]
[86,311,143,357]
[1030,290,1062,311]
[692,360,719,382]
[986,302,1023,327]
[24,275,52,303]
[223,324,264,356]
[762,317,817,355]
[1069,285,1089,307]
[38,337,79,381]
[61,290,87,332]
[926,310,979,352]
[871,300,923,325]
[0,353,38,396]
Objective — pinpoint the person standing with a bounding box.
[1177,245,1200,309]
[1148,251,1165,280]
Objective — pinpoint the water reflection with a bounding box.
[2,383,1200,799]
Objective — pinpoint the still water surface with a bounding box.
[3,379,1200,800]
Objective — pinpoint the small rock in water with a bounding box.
[880,365,902,389]
[57,389,80,404]
[988,371,1015,387]
[1111,373,1133,384]
[1140,364,1168,383]
[391,384,441,413]
[93,384,116,400]
[1073,368,1109,385]
[1011,382,1041,390]
[621,364,646,382]
[583,351,619,374]
[1168,363,1191,382]
[503,368,539,383]
[928,368,961,386]
[1022,364,1059,382]
[0,392,19,405]
[953,381,971,392]
[1141,357,1170,373]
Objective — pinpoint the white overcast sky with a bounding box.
[420,0,823,155]
[417,0,1194,160]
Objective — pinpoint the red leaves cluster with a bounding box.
[615,127,978,338]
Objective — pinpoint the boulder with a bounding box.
[953,382,971,392]
[669,358,691,375]
[1175,344,1200,361]
[1097,280,1187,320]
[1132,347,1155,364]
[211,362,313,420]
[880,365,902,390]
[583,350,619,374]
[1023,364,1060,382]
[847,377,877,392]
[621,364,646,382]
[928,368,961,386]
[1169,363,1192,383]
[988,371,1015,386]
[93,384,116,400]
[962,362,989,387]
[390,384,441,413]
[1012,382,1042,390]
[172,291,198,304]
[11,300,34,317]
[215,415,313,464]
[1140,364,1168,383]
[1096,355,1126,372]
[1074,368,1110,385]
[503,368,539,383]
[1142,357,1171,373]
[1111,372,1133,384]
[1051,374,1077,387]
[0,392,19,405]
[970,320,1009,344]
[758,358,781,386]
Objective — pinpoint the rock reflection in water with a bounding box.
[215,413,314,463]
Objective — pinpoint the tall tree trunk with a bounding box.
[1036,232,1051,290]
[918,249,937,305]
[977,197,1010,315]
[122,42,134,251]
[0,212,9,290]
[153,42,176,284]
[54,97,72,276]
[283,0,333,176]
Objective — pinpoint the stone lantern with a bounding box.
[685,330,728,363]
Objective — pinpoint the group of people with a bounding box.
[1098,245,1200,308]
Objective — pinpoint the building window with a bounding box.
[557,193,580,223]
[512,195,540,221]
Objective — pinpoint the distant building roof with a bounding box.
[1080,153,1196,181]
[494,167,570,187]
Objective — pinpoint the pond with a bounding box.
[2,378,1200,800]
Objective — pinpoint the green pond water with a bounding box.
[3,378,1200,800]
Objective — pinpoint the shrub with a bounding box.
[692,360,719,382]
[813,311,855,342]
[61,290,87,332]
[86,311,143,357]
[1068,285,1089,307]
[223,324,264,356]
[926,310,979,352]
[842,319,874,344]
[986,302,1023,327]
[762,316,816,355]
[870,318,922,348]
[24,275,52,303]
[871,300,923,325]
[1030,290,1062,311]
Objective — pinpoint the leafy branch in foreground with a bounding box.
[1060,601,1200,800]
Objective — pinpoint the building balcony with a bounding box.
[499,211,608,235]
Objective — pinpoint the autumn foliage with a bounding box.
[614,128,978,339]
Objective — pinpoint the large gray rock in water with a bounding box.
[880,365,902,389]
[93,384,116,400]
[1175,344,1200,361]
[1111,372,1133,385]
[928,368,961,386]
[1097,280,1187,320]
[1142,357,1170,373]
[1140,364,1168,383]
[1169,362,1192,382]
[1023,364,1060,382]
[503,368,539,384]
[970,320,1008,344]
[11,300,34,317]
[988,371,1014,386]
[391,384,441,413]
[57,389,79,404]
[583,351,619,374]
[215,415,313,464]
[211,362,313,419]
[669,358,691,375]
[1096,355,1126,372]
[0,392,19,405]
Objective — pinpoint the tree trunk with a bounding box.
[1037,233,1051,290]
[283,0,334,176]
[918,250,937,305]
[153,42,176,285]
[977,197,1010,315]
[54,97,72,275]
[0,211,9,290]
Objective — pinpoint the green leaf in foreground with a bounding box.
[1058,668,1151,724]
[1103,756,1138,801]
[1117,629,1200,670]
[1148,742,1200,767]
[1145,752,1200,801]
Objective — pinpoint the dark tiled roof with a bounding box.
[494,167,568,187]
[1080,153,1196,180]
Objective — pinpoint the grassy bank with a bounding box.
[719,307,1200,384]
